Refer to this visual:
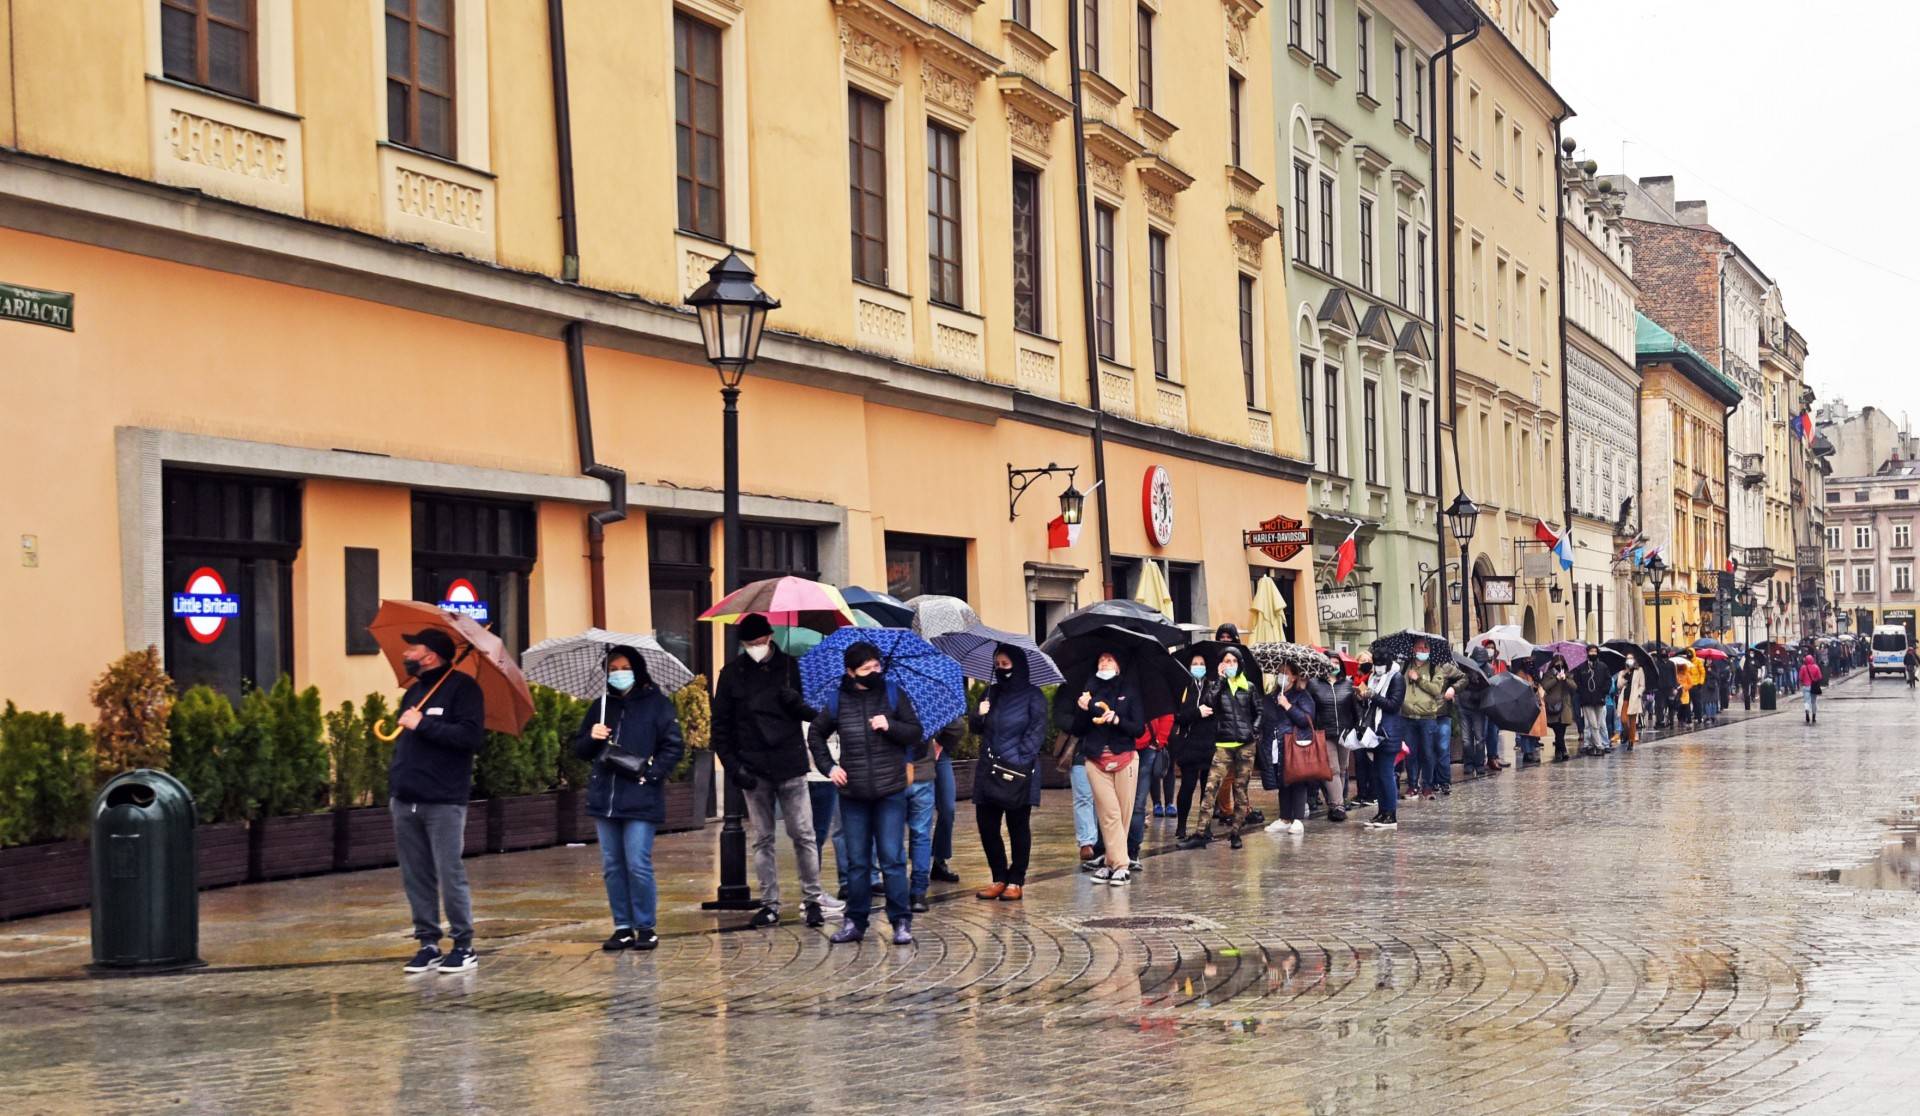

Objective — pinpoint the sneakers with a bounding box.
[804,902,825,928]
[748,905,780,929]
[1228,833,1243,850]
[828,920,865,944]
[631,927,659,951]
[403,944,443,973]
[602,928,636,951]
[1127,860,1143,873]
[892,920,915,945]
[1080,856,1104,873]
[438,944,477,974]
[910,894,931,914]
[816,894,846,914]
[1363,814,1399,830]
[1104,868,1131,886]
[1328,807,1348,823]
[1090,865,1114,883]
[931,861,960,884]
[1288,819,1305,835]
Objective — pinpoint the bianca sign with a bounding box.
[439,578,491,623]
[171,567,240,643]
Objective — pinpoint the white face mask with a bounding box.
[745,642,772,663]
[1095,668,1118,681]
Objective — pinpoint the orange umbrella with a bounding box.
[366,600,535,737]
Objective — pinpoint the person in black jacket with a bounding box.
[1071,651,1145,884]
[388,628,487,975]
[711,614,830,930]
[1255,668,1318,834]
[1179,647,1259,851]
[1299,657,1353,825]
[1363,658,1408,830]
[570,647,685,951]
[808,642,923,945]
[1170,650,1217,841]
[1571,648,1614,755]
[970,645,1049,901]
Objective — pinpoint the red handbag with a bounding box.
[1095,749,1137,774]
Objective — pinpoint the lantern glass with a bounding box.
[1059,483,1085,525]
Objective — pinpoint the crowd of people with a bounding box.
[379,615,1870,972]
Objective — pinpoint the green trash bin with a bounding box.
[90,770,203,972]
[1759,678,1777,711]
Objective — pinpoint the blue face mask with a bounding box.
[1221,664,1239,679]
[1414,652,1431,663]
[1190,664,1207,680]
[607,669,636,692]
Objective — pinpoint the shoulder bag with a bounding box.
[600,717,649,782]
[1281,727,1335,786]
[979,741,1034,810]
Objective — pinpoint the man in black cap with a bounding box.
[711,614,831,929]
[390,627,486,975]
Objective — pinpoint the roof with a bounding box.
[1635,312,1742,406]
[1416,0,1482,34]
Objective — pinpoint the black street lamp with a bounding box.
[1444,493,1480,640]
[1647,553,1668,651]
[1007,463,1084,523]
[1737,584,1757,709]
[687,252,779,912]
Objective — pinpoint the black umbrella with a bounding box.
[1603,639,1659,677]
[1184,639,1266,694]
[1692,637,1728,653]
[1593,646,1628,671]
[1371,630,1455,667]
[1453,654,1492,688]
[1042,624,1190,720]
[1051,599,1185,647]
[840,585,914,628]
[1459,673,1543,732]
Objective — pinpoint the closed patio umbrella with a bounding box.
[1248,574,1289,644]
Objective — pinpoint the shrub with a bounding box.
[169,685,239,823]
[89,646,174,780]
[477,683,582,798]
[668,677,711,782]
[949,680,987,760]
[0,703,95,847]
[358,692,393,804]
[325,700,369,809]
[228,677,327,819]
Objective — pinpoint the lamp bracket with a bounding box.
[1008,463,1078,522]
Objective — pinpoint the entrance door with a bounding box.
[161,470,301,702]
[649,518,712,683]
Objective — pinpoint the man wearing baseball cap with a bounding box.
[390,627,487,975]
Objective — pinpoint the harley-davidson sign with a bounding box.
[1244,515,1310,562]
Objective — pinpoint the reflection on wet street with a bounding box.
[3,677,1919,1114]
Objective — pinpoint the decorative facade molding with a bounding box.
[1005,106,1051,154]
[996,73,1073,122]
[923,61,977,117]
[1143,185,1176,221]
[1087,155,1125,196]
[840,19,903,83]
[1222,0,1260,65]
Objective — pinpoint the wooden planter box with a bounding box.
[555,788,586,845]
[197,820,251,889]
[660,752,714,834]
[489,793,559,853]
[463,800,491,857]
[1040,760,1073,790]
[249,813,337,882]
[949,759,977,802]
[0,838,90,921]
[333,806,396,871]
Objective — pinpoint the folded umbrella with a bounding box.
[522,628,695,698]
[1458,673,1544,733]
[1370,630,1455,667]
[797,627,965,741]
[701,575,857,634]
[841,585,914,628]
[905,594,981,641]
[1248,574,1289,645]
[1042,624,1190,721]
[1050,598,1185,647]
[367,600,535,736]
[931,624,1065,687]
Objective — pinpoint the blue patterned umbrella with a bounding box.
[798,626,966,741]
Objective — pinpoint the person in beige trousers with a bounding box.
[1069,651,1145,886]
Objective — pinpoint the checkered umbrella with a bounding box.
[522,629,696,699]
[906,594,981,641]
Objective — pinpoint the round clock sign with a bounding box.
[1142,465,1174,547]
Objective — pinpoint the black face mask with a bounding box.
[855,669,883,689]
[404,659,424,678]
[995,668,1014,683]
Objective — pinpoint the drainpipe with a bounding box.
[550,0,625,627]
[1553,117,1573,626]
[1067,2,1115,599]
[1427,17,1481,634]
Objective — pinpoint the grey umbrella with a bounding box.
[907,594,981,640]
[522,628,696,699]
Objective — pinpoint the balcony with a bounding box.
[1736,452,1765,488]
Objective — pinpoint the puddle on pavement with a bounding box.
[1809,815,1920,892]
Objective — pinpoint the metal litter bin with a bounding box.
[90,770,203,972]
[1759,678,1777,711]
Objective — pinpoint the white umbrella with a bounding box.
[1249,575,1289,644]
[1469,624,1533,662]
[906,594,980,640]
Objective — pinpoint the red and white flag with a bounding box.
[1047,515,1081,550]
[1333,527,1359,584]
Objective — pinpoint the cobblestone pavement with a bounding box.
[4,677,1919,1115]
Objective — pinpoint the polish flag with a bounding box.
[1334,531,1358,584]
[1047,515,1081,550]
[1534,519,1560,547]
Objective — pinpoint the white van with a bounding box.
[1870,625,1909,678]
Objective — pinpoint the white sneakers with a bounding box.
[1090,865,1130,886]
[1264,818,1288,833]
[1263,818,1306,835]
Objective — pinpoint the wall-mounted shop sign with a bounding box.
[1479,576,1516,605]
[171,567,240,644]
[1243,514,1310,562]
[1317,588,1362,625]
[0,282,74,331]
[438,578,491,623]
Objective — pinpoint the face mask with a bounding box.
[1190,664,1207,680]
[1221,664,1239,679]
[745,643,771,663]
[403,659,424,678]
[607,670,636,692]
[1095,668,1118,681]
[856,669,883,688]
[1414,652,1430,663]
[995,667,1014,683]
[1277,674,1293,690]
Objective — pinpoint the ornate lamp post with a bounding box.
[687,252,779,912]
[1737,584,1757,709]
[1646,553,1668,650]
[1444,493,1481,641]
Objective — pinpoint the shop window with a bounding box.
[1166,560,1201,625]
[410,492,535,656]
[650,517,712,684]
[162,469,301,702]
[740,522,820,583]
[886,533,968,601]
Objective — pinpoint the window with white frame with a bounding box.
[1491,106,1507,180]
[1392,41,1405,119]
[1318,172,1335,272]
[1897,522,1912,549]
[1514,263,1529,356]
[1416,227,1428,316]
[1300,353,1317,465]
[1898,562,1914,592]
[1324,364,1343,476]
[1413,61,1425,138]
[1238,273,1259,405]
[1395,217,1408,308]
[1292,158,1312,262]
[1855,565,1874,594]
[1358,195,1375,292]
[1313,0,1330,66]
[1857,525,1874,550]
[1288,0,1303,50]
[1355,10,1371,97]
[1832,567,1844,598]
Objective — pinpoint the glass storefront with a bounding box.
[410,493,535,656]
[161,469,301,702]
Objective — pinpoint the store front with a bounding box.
[161,469,301,702]
[409,493,536,657]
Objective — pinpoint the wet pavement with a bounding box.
[3,676,1919,1114]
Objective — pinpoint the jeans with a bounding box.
[1349,747,1376,802]
[932,754,957,863]
[976,801,1032,884]
[906,780,935,898]
[1579,705,1610,753]
[836,791,910,928]
[391,799,472,946]
[1125,748,1161,861]
[1803,688,1818,717]
[1405,716,1451,791]
[1517,734,1541,761]
[1373,715,1402,815]
[593,817,658,930]
[807,781,837,865]
[741,775,823,912]
[1069,763,1099,845]
[1483,711,1502,765]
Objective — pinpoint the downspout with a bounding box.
[1066,2,1115,598]
[549,0,625,628]
[1427,17,1481,633]
[1553,117,1573,622]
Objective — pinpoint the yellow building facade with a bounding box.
[1439,0,1568,643]
[0,0,1312,719]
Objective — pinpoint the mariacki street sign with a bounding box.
[0,282,74,331]
[1244,514,1310,562]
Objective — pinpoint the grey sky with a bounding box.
[1552,0,1920,426]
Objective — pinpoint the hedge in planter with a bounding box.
[0,704,96,920]
[236,678,332,881]
[327,695,397,870]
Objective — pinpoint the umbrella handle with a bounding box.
[373,645,471,742]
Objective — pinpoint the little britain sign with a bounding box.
[1244,514,1310,562]
[0,282,74,331]
[171,567,239,644]
[439,578,491,623]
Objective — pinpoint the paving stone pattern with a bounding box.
[2,679,1918,1114]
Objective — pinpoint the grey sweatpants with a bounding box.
[742,775,824,911]
[392,799,473,946]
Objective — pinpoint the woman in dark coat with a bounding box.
[1257,666,1318,834]
[1170,648,1217,841]
[570,646,686,951]
[1541,654,1578,762]
[970,645,1050,901]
